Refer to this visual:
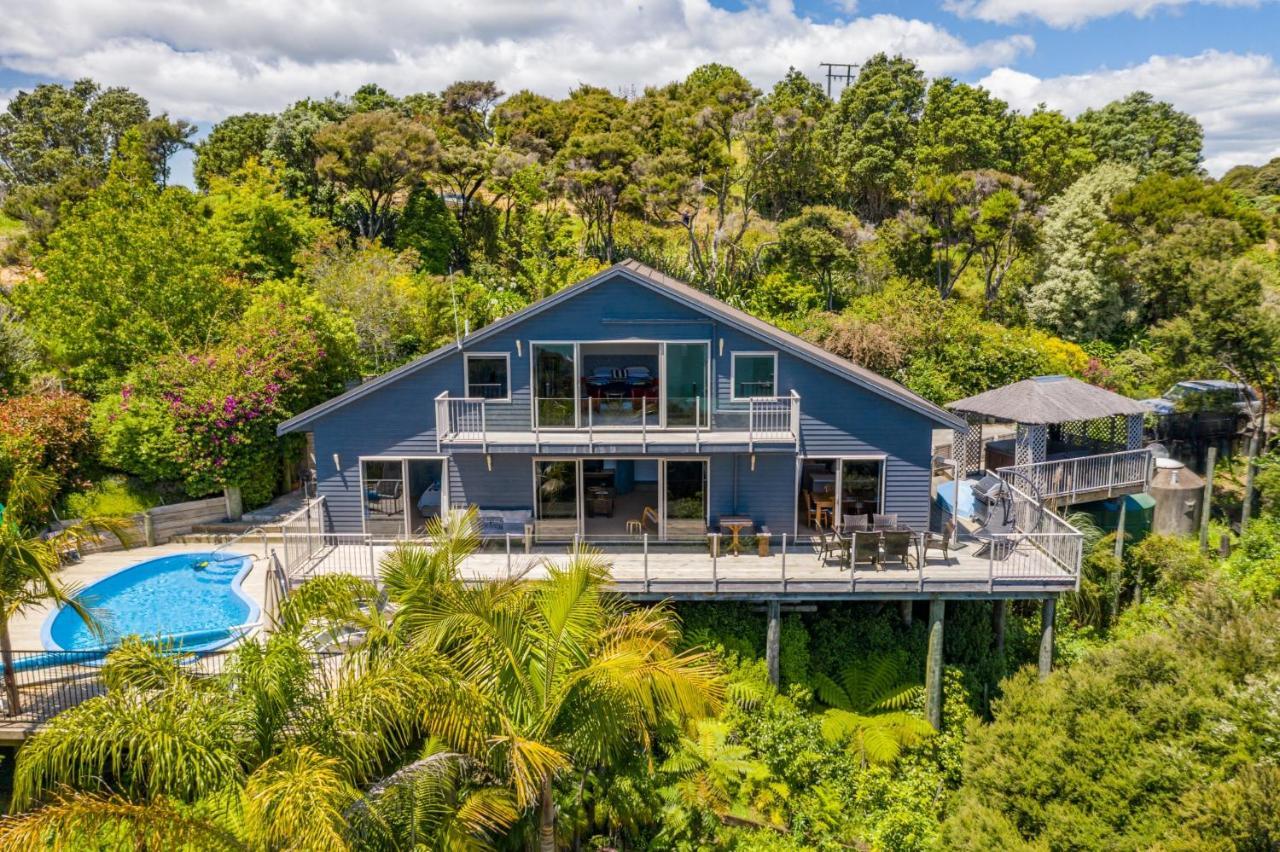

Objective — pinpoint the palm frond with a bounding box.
[0,789,241,851]
[243,745,358,851]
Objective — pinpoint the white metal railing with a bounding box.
[981,480,1084,588]
[747,391,800,450]
[998,448,1153,503]
[435,392,487,451]
[277,496,327,577]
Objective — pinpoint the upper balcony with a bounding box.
[435,390,800,453]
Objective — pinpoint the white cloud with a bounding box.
[945,0,1267,28]
[981,50,1280,174]
[0,1,1034,121]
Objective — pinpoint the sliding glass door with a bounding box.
[533,344,576,428]
[664,459,707,538]
[534,460,580,537]
[362,458,446,537]
[664,343,709,428]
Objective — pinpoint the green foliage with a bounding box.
[62,475,160,519]
[916,78,1017,176]
[17,135,244,393]
[193,112,274,191]
[1077,91,1204,177]
[395,182,460,274]
[946,579,1280,848]
[0,390,93,494]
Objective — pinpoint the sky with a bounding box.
[1,0,1278,186]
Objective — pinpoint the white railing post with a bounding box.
[780,533,787,591]
[695,397,701,451]
[791,391,800,446]
[367,539,376,585]
[480,402,488,453]
[711,533,718,592]
[588,402,593,446]
[642,402,648,451]
[918,550,925,592]
[643,533,650,592]
[988,547,995,592]
[748,398,755,452]
[506,532,512,576]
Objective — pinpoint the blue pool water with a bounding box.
[42,551,259,654]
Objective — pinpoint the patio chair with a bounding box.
[881,530,914,569]
[851,531,880,570]
[923,521,954,564]
[367,481,403,515]
[872,513,898,530]
[815,526,844,565]
[639,506,660,532]
[803,491,823,529]
[841,513,868,533]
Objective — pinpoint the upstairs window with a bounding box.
[465,354,510,401]
[731,352,777,400]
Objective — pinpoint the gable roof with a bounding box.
[947,375,1148,425]
[278,259,965,434]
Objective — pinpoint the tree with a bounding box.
[193,112,275,190]
[139,115,197,186]
[264,95,354,217]
[1077,91,1203,177]
[1025,163,1138,341]
[812,653,934,767]
[969,171,1042,310]
[916,78,1017,176]
[204,158,330,281]
[432,81,504,264]
[395,182,461,275]
[753,69,832,219]
[1013,106,1095,197]
[0,468,119,714]
[314,109,438,240]
[776,205,861,310]
[16,135,243,392]
[0,79,151,241]
[819,53,925,222]
[555,131,640,263]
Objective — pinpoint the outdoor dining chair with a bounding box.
[851,531,880,570]
[923,520,955,564]
[841,513,868,532]
[872,513,898,530]
[881,530,914,568]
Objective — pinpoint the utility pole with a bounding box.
[819,62,860,98]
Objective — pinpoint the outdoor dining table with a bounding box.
[719,516,754,556]
[833,526,924,569]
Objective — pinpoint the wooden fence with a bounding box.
[52,495,228,551]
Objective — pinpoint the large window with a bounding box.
[665,343,710,427]
[534,460,579,537]
[732,352,777,399]
[533,344,576,428]
[465,354,509,401]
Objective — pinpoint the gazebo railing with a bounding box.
[998,447,1153,503]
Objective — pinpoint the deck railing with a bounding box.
[997,447,1153,504]
[436,390,800,450]
[984,480,1084,587]
[278,496,327,573]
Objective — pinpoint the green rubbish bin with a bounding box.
[1100,493,1154,544]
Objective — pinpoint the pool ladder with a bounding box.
[209,526,271,563]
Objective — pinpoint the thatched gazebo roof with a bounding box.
[946,375,1148,426]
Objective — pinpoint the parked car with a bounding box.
[1140,380,1261,421]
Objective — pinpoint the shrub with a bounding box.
[0,390,93,491]
[63,476,161,518]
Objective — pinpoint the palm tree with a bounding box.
[386,544,723,851]
[659,718,777,839]
[0,467,125,715]
[812,651,935,767]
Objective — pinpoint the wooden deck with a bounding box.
[292,536,1076,601]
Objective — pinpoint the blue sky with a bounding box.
[2,0,1278,184]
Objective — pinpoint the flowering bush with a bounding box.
[0,390,93,491]
[96,281,357,506]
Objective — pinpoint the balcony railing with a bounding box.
[435,390,800,451]
[997,447,1153,504]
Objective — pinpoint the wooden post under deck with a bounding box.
[925,599,945,731]
[1038,598,1056,679]
[992,599,1006,660]
[765,599,781,686]
[899,600,912,627]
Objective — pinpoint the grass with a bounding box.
[63,477,163,519]
[0,213,23,236]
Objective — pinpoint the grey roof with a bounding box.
[278,259,965,434]
[946,375,1149,425]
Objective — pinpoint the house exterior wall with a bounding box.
[305,271,939,534]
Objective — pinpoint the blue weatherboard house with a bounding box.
[278,260,967,541]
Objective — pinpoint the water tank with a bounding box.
[1149,458,1204,536]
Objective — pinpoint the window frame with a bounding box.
[730,351,779,401]
[463,352,512,403]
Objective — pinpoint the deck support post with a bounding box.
[1113,498,1127,562]
[766,599,781,687]
[992,600,1006,660]
[1199,446,1217,554]
[899,600,912,627]
[925,599,944,731]
[1038,598,1056,679]
[1242,433,1260,534]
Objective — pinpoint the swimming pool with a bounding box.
[42,551,260,654]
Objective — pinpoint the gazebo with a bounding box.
[947,375,1150,488]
